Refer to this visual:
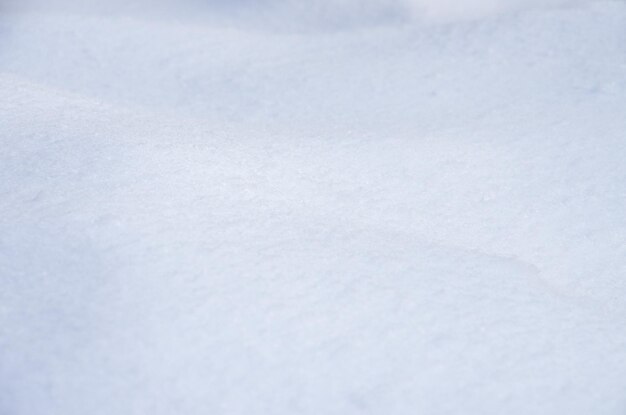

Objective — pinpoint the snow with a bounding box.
[1,0,626,414]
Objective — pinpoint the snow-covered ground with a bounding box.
[1,1,626,414]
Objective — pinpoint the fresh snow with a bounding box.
[1,1,626,414]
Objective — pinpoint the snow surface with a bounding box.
[1,0,626,414]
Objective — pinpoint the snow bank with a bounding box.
[1,0,626,414]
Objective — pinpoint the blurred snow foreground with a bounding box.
[1,0,626,413]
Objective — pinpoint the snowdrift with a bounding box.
[1,1,625,414]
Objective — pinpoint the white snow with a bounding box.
[1,1,626,414]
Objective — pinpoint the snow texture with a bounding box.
[1,0,626,414]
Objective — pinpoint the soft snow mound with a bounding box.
[1,1,626,415]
